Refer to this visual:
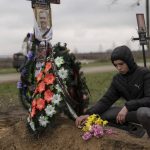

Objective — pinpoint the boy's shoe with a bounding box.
[128,123,146,138]
[108,122,145,138]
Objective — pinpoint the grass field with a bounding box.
[0,81,20,112]
[81,61,111,67]
[0,68,16,74]
[85,72,115,102]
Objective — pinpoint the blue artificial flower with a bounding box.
[17,80,22,89]
[27,50,34,60]
[21,68,27,76]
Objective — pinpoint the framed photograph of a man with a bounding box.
[36,9,52,34]
[33,2,53,41]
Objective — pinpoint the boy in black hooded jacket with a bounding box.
[75,45,150,138]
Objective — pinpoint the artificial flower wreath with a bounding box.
[27,56,66,132]
[18,42,90,134]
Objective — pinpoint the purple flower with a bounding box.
[27,51,34,60]
[82,132,93,141]
[17,80,22,89]
[21,68,27,76]
[91,125,104,138]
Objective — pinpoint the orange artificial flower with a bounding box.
[36,98,45,111]
[32,99,37,108]
[31,107,36,118]
[44,62,52,73]
[34,87,38,94]
[44,73,55,85]
[44,89,54,103]
[37,81,45,93]
[36,71,43,82]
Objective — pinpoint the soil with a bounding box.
[0,106,150,150]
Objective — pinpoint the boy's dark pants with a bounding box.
[100,106,150,137]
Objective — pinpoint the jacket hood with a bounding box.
[111,45,137,74]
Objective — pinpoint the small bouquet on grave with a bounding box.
[81,114,113,141]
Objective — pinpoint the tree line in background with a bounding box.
[0,50,149,68]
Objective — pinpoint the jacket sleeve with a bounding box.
[125,71,150,111]
[85,77,120,115]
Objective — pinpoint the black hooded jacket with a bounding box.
[86,46,150,115]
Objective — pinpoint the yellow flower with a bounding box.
[87,114,98,123]
[85,122,91,128]
[86,118,94,125]
[82,124,91,132]
[91,114,97,118]
[82,114,108,132]
[95,118,103,125]
[102,120,108,126]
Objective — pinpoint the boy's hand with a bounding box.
[75,115,89,128]
[116,106,128,124]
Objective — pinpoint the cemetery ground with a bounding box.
[0,70,150,149]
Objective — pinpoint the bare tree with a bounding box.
[109,0,119,5]
[109,0,143,7]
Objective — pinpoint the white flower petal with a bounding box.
[29,121,36,131]
[58,68,68,79]
[39,115,49,127]
[55,57,64,67]
[45,105,56,117]
[52,94,62,105]
[55,84,62,93]
[27,117,30,123]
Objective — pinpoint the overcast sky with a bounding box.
[0,0,146,56]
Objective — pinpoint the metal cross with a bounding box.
[132,14,150,67]
[27,0,60,8]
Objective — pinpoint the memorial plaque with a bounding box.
[50,0,60,4]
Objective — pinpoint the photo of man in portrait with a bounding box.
[39,10,49,33]
[37,10,51,38]
[33,6,52,41]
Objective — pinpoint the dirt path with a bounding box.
[0,62,148,83]
[0,66,115,83]
[82,65,115,73]
[0,73,20,83]
[1,61,148,83]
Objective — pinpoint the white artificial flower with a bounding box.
[55,57,64,67]
[55,84,62,93]
[52,94,62,105]
[29,121,36,131]
[39,115,49,127]
[45,105,56,117]
[29,107,31,112]
[47,56,50,61]
[58,68,68,79]
[27,117,30,123]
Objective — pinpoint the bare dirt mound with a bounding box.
[0,115,150,150]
